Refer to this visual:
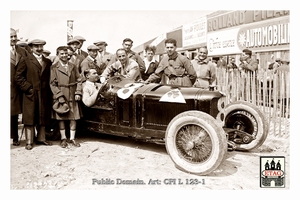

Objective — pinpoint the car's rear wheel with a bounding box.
[165,111,227,175]
[224,101,268,151]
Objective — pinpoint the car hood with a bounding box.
[133,83,225,102]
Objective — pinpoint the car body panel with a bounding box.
[82,83,225,143]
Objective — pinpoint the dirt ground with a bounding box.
[9,118,290,192]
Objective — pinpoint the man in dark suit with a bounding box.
[73,36,88,58]
[80,45,103,77]
[10,28,28,146]
[15,39,53,150]
[93,40,114,73]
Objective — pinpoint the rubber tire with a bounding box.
[165,111,227,176]
[224,101,268,151]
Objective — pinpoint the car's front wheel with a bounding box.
[165,111,227,175]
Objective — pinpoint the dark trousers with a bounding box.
[11,115,19,142]
[24,125,47,144]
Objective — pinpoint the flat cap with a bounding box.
[73,36,86,42]
[52,101,69,114]
[43,50,51,54]
[242,49,252,55]
[16,41,28,47]
[67,38,81,45]
[93,40,108,46]
[87,45,100,51]
[28,39,46,45]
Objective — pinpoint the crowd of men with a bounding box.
[11,27,263,150]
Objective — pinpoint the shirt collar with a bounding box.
[144,57,156,63]
[33,52,42,59]
[59,60,68,67]
[86,80,96,86]
[195,57,209,64]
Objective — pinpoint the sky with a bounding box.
[10,10,214,55]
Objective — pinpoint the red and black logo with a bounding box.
[260,156,285,188]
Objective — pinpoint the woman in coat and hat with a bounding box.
[50,46,83,148]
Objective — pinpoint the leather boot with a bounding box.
[24,126,34,150]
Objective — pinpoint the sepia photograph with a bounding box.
[4,0,297,198]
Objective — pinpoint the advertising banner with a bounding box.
[237,16,290,52]
[207,28,241,56]
[182,17,207,48]
[207,15,290,56]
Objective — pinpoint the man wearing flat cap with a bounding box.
[93,40,114,72]
[80,44,103,78]
[67,38,85,73]
[239,49,258,72]
[10,28,29,146]
[74,36,88,58]
[15,38,53,150]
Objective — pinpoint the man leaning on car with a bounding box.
[145,38,197,86]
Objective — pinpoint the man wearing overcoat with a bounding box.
[10,28,28,146]
[15,39,53,150]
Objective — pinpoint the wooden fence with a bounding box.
[215,68,290,138]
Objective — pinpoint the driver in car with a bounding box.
[99,48,141,83]
[82,68,103,107]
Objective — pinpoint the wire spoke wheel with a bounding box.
[176,124,212,163]
[165,111,227,175]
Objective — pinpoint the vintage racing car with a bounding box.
[81,76,268,175]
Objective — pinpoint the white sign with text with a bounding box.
[207,28,241,56]
[182,17,207,48]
